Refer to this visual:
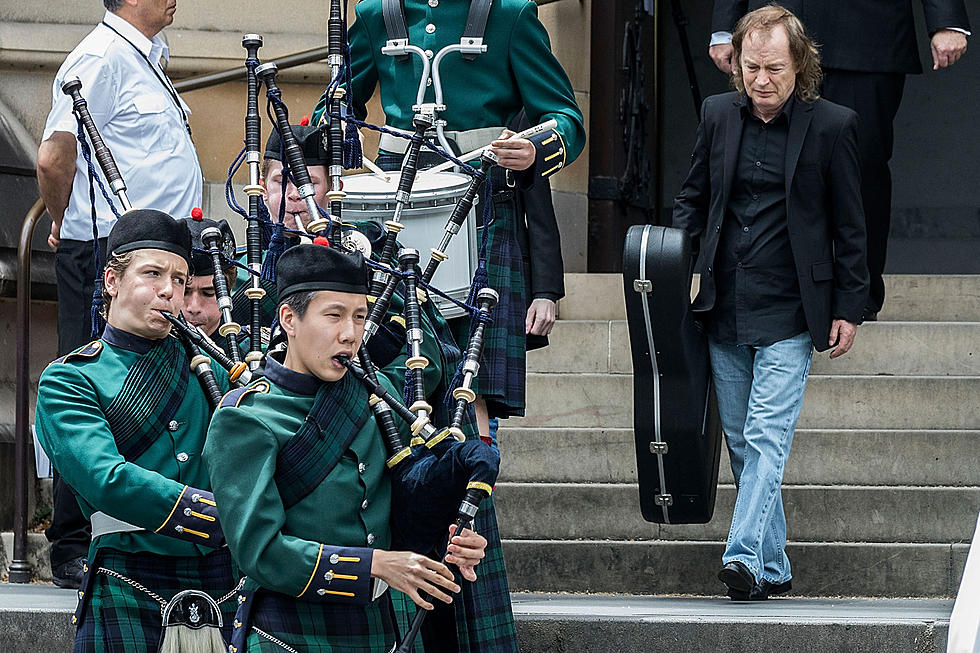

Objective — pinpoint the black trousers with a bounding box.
[46,237,106,567]
[821,69,906,314]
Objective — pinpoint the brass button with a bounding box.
[330,553,340,564]
[324,571,334,581]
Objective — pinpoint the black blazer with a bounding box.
[672,92,869,352]
[711,0,971,74]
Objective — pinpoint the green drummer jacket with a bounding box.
[204,353,426,603]
[35,324,231,559]
[314,0,586,170]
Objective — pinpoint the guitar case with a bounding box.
[622,224,723,524]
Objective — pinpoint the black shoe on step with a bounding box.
[51,556,87,589]
[748,579,793,601]
[718,561,755,596]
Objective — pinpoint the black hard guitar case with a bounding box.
[622,224,723,524]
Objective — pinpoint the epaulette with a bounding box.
[218,379,270,409]
[53,341,103,365]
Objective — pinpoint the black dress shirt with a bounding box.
[706,97,809,346]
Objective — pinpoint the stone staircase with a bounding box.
[495,274,980,598]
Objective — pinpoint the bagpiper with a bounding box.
[35,210,240,652]
[205,243,488,652]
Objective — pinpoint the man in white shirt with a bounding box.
[36,0,203,590]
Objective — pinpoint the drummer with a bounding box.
[310,0,586,445]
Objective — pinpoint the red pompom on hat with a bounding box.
[300,115,310,127]
[313,236,330,247]
[191,207,204,221]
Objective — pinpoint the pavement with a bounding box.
[0,584,955,652]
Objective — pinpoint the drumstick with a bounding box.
[421,119,558,176]
[362,157,391,183]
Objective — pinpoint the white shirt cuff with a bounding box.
[710,31,733,47]
[943,27,971,36]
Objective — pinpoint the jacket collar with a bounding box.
[264,352,323,396]
[102,323,159,355]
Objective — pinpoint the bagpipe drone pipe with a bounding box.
[59,79,232,406]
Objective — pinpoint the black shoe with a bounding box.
[718,561,755,596]
[748,579,793,601]
[51,556,87,589]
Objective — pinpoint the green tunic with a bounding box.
[35,324,230,560]
[329,0,585,164]
[206,355,422,651]
[203,358,398,599]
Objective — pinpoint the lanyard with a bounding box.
[100,21,192,137]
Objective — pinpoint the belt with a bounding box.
[91,511,145,538]
[378,126,504,157]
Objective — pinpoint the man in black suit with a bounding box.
[673,5,869,600]
[709,0,970,319]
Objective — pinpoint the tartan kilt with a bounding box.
[375,153,528,419]
[240,588,397,652]
[390,495,520,653]
[73,547,239,653]
[453,197,527,420]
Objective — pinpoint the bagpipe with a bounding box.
[65,1,525,649]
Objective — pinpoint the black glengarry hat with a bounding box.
[183,212,237,276]
[264,124,329,167]
[107,209,192,266]
[276,241,369,300]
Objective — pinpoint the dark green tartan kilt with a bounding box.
[240,589,397,652]
[73,547,239,653]
[452,198,528,420]
[375,153,528,420]
[390,495,520,653]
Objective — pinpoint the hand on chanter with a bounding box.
[372,550,460,611]
[445,523,487,582]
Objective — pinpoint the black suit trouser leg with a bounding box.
[47,237,106,566]
[821,69,906,313]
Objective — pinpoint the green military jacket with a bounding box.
[205,354,421,603]
[313,0,586,169]
[35,324,230,559]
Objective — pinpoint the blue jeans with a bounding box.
[708,332,813,585]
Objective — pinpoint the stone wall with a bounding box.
[0,0,592,269]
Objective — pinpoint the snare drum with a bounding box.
[342,171,478,319]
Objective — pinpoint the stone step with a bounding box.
[0,585,955,653]
[513,595,953,653]
[558,273,980,322]
[516,374,980,430]
[0,532,52,583]
[497,428,980,487]
[501,540,970,597]
[528,320,980,376]
[493,483,980,544]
